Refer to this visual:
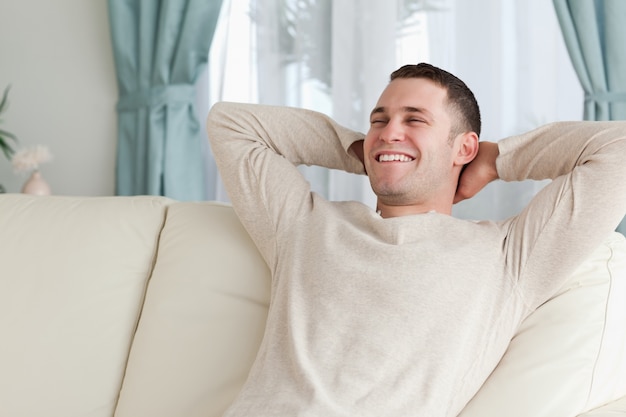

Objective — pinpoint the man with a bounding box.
[207,63,626,417]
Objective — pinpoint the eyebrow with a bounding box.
[369,106,433,119]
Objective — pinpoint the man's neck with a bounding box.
[376,201,453,218]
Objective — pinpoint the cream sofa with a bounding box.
[1,193,625,417]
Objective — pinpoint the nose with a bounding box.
[379,119,404,143]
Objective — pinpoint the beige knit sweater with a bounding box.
[207,102,626,417]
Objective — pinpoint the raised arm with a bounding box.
[206,102,365,262]
[494,121,626,308]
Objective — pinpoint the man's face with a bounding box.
[363,77,458,209]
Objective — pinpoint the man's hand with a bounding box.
[349,140,366,173]
[454,141,500,204]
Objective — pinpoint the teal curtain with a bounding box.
[554,0,626,234]
[107,0,223,200]
[553,0,626,120]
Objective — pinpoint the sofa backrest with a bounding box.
[0,194,171,417]
[114,202,270,417]
[459,231,626,417]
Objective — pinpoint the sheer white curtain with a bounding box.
[199,0,583,220]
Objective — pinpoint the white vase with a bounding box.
[22,170,51,195]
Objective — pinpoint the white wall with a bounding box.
[0,0,117,196]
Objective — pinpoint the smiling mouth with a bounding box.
[377,154,415,162]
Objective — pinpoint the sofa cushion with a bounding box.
[0,194,170,417]
[114,202,270,417]
[459,231,626,417]
[579,394,626,416]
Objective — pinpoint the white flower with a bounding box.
[12,145,53,174]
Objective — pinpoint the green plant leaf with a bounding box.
[0,85,18,160]
[0,140,14,159]
[0,85,10,114]
[0,128,17,140]
[0,129,18,159]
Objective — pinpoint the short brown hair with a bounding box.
[390,63,481,140]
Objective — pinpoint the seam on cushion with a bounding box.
[584,243,615,411]
[112,201,171,416]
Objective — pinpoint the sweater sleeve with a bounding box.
[496,121,626,309]
[206,102,365,264]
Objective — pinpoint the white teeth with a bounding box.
[378,154,414,162]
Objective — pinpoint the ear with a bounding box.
[453,131,479,166]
